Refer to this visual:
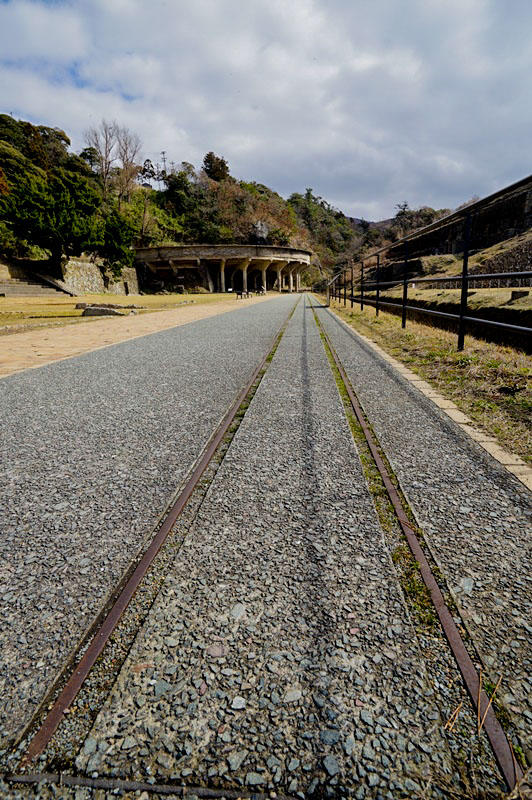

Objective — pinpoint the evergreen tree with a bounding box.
[202,151,230,182]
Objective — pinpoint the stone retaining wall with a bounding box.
[0,262,33,280]
[478,237,532,275]
[0,258,139,296]
[62,260,139,295]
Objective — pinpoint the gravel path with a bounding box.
[0,295,297,749]
[0,295,273,378]
[317,304,532,758]
[75,297,455,798]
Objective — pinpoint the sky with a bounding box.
[0,0,531,220]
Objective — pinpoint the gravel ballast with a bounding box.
[75,298,456,797]
[0,295,297,748]
[317,304,532,759]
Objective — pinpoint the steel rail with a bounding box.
[313,304,524,792]
[21,302,297,764]
[4,772,291,799]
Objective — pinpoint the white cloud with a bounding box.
[0,0,531,218]
[0,0,87,61]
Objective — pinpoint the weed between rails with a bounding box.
[310,303,525,794]
[315,319,437,632]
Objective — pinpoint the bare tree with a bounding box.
[116,124,142,209]
[83,120,142,208]
[83,119,118,201]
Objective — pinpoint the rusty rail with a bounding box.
[314,305,524,792]
[4,772,291,799]
[21,304,295,763]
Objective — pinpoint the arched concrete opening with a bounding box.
[248,259,273,292]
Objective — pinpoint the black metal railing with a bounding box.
[329,266,532,349]
[326,174,532,349]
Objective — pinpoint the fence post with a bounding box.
[376,254,380,316]
[360,261,364,310]
[402,241,408,328]
[350,263,354,308]
[457,212,472,351]
[344,269,347,306]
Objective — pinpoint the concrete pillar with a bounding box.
[274,260,288,292]
[198,259,214,293]
[242,259,250,292]
[219,259,226,293]
[258,260,273,292]
[296,262,305,291]
[288,263,297,293]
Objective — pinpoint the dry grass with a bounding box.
[325,298,532,464]
[0,292,243,335]
[373,286,532,315]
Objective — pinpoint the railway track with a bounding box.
[308,297,524,793]
[2,301,298,766]
[2,294,528,797]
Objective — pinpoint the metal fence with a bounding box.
[326,176,532,350]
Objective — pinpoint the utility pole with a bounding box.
[161,151,167,174]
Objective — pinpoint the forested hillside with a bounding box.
[0,115,449,280]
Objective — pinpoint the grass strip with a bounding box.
[311,304,437,631]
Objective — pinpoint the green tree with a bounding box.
[39,168,103,266]
[121,186,184,247]
[0,166,8,196]
[202,151,230,182]
[393,201,415,236]
[0,115,26,154]
[98,208,135,277]
[0,141,51,256]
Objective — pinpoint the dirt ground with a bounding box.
[0,293,274,379]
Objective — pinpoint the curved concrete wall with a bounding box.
[135,244,312,292]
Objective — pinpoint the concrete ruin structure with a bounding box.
[135,245,312,293]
